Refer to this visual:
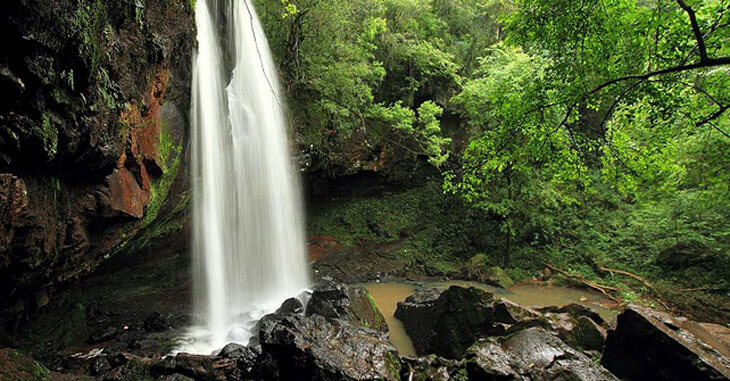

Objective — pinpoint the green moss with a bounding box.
[485,266,515,288]
[0,350,52,381]
[40,114,58,159]
[467,253,490,268]
[432,261,459,276]
[384,351,402,380]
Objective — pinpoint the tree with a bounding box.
[446,46,585,265]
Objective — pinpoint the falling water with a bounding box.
[184,0,310,354]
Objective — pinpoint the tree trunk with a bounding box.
[504,229,511,266]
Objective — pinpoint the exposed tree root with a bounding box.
[599,267,653,289]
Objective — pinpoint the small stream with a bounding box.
[360,281,618,356]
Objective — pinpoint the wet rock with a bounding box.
[218,343,248,358]
[395,286,495,359]
[128,338,158,350]
[572,315,607,351]
[143,312,172,332]
[602,304,730,380]
[538,303,606,326]
[151,353,241,381]
[482,266,515,288]
[259,313,401,380]
[306,279,350,320]
[346,286,388,332]
[538,308,608,352]
[276,297,304,315]
[306,279,387,332]
[89,326,119,344]
[157,375,195,381]
[400,355,464,381]
[90,356,112,376]
[464,341,520,380]
[502,327,617,380]
[0,348,78,380]
[493,299,541,324]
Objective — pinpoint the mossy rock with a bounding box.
[484,266,515,288]
[347,287,389,332]
[0,348,87,380]
[467,253,490,268]
[463,255,515,288]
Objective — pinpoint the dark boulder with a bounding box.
[464,341,520,380]
[501,327,617,380]
[537,303,606,326]
[151,353,241,381]
[602,304,730,380]
[306,279,387,332]
[89,326,119,344]
[395,286,496,359]
[464,328,618,380]
[400,355,464,381]
[276,297,304,315]
[572,315,607,351]
[259,313,401,380]
[493,299,541,325]
[143,312,173,332]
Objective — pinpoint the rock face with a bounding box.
[602,304,730,380]
[0,0,194,324]
[395,286,496,359]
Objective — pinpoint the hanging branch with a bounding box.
[545,1,730,142]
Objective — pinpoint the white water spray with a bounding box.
[184,0,310,354]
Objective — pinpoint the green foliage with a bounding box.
[256,0,730,318]
[255,0,506,167]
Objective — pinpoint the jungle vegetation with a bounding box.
[255,0,730,315]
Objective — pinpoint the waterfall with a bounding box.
[184,0,310,354]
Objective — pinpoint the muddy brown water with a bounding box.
[359,281,618,357]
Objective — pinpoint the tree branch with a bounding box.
[676,0,708,61]
[588,57,730,97]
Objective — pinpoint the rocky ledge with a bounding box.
[2,282,730,380]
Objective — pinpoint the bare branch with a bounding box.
[676,0,708,61]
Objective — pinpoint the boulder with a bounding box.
[395,286,496,359]
[143,312,173,332]
[537,309,607,352]
[572,315,607,351]
[483,266,515,288]
[500,327,617,380]
[601,304,730,380]
[400,355,464,381]
[276,297,304,315]
[464,328,618,380]
[464,341,520,380]
[537,303,606,326]
[259,313,401,380]
[493,299,541,324]
[306,279,388,332]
